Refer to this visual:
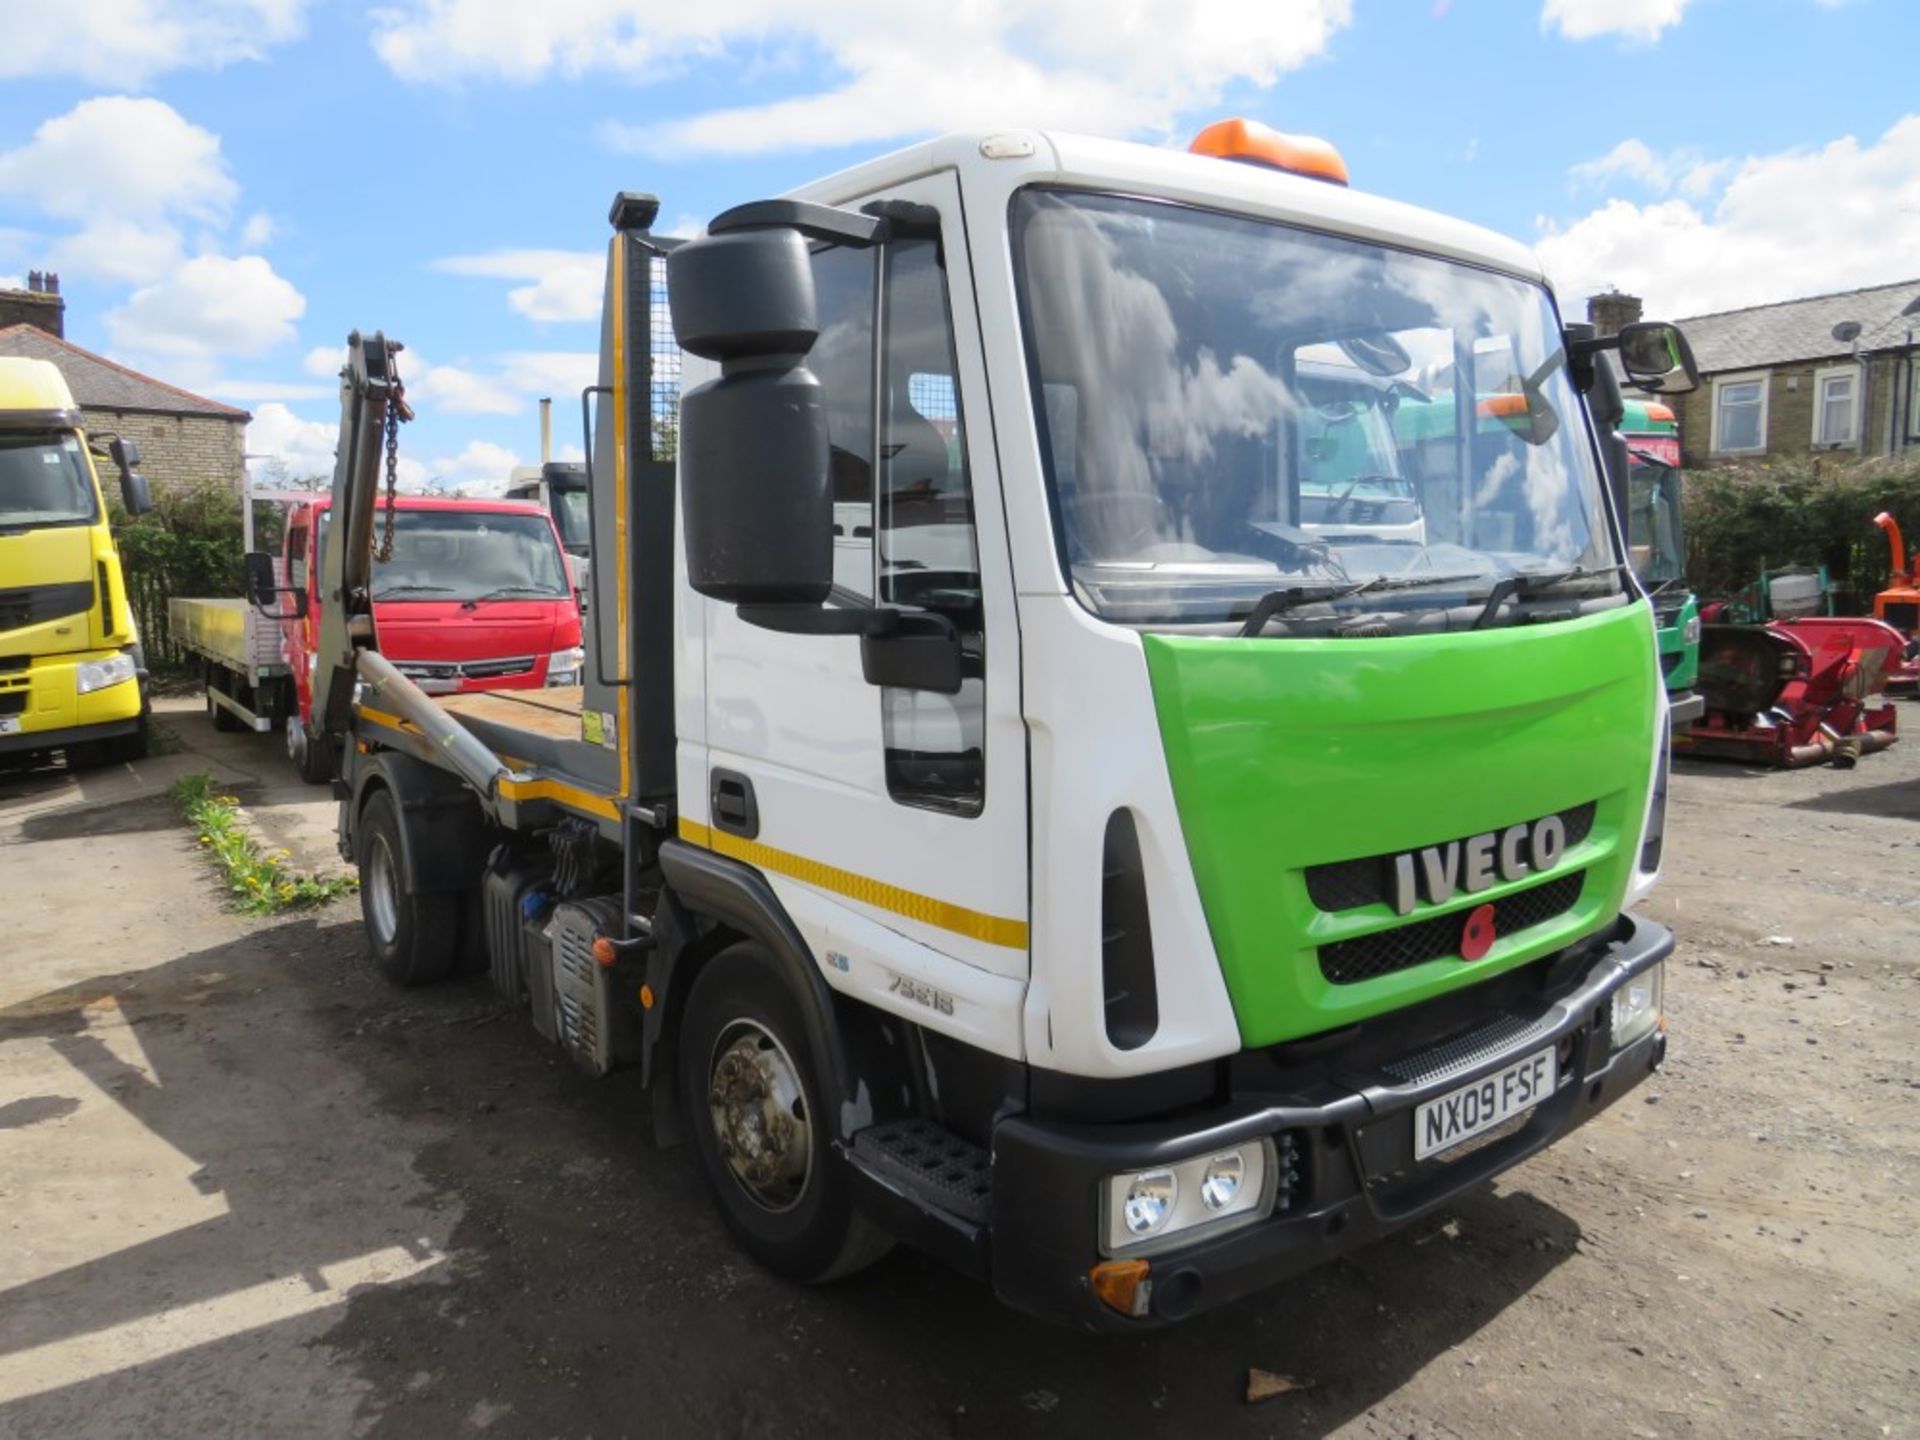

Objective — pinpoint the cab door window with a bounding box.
[877,238,984,814]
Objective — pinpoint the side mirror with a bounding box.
[245,551,306,618]
[108,436,153,515]
[1617,321,1700,395]
[669,226,834,607]
[245,551,278,608]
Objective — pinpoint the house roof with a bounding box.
[0,324,249,420]
[1675,278,1920,374]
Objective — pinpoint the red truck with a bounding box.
[175,491,583,782]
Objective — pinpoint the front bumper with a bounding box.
[1667,688,1705,727]
[986,912,1672,1329]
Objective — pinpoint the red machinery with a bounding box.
[1676,616,1901,767]
[1872,512,1919,695]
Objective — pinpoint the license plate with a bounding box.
[0,716,19,736]
[1414,1046,1555,1161]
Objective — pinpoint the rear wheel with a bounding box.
[679,942,891,1283]
[355,788,458,986]
[286,717,333,785]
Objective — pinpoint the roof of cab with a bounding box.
[784,127,1546,287]
[0,355,79,414]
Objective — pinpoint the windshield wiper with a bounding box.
[469,585,561,600]
[1471,563,1627,629]
[1239,570,1492,636]
[372,583,455,598]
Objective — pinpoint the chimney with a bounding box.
[1587,290,1643,339]
[0,269,66,337]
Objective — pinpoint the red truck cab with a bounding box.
[278,494,582,779]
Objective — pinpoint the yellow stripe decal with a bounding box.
[610,236,633,799]
[677,819,1029,950]
[353,706,621,821]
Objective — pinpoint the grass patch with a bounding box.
[169,772,357,914]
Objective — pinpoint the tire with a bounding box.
[287,717,334,785]
[679,941,892,1283]
[355,788,459,987]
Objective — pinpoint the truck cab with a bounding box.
[323,124,1699,1328]
[1620,400,1703,722]
[505,462,592,601]
[271,493,582,779]
[0,358,151,768]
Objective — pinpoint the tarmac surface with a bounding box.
[1,697,1915,1437]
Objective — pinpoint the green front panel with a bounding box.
[1145,604,1658,1047]
[1658,594,1700,692]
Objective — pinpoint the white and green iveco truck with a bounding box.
[305,121,1697,1327]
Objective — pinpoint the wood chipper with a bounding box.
[1676,616,1901,767]
[1872,512,1919,695]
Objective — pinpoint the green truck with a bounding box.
[1620,399,1702,724]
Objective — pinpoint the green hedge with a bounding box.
[1684,455,1920,614]
[109,481,245,669]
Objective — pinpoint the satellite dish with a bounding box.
[1831,320,1862,343]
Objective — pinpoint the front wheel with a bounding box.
[355,789,458,986]
[679,942,891,1283]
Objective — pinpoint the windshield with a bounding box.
[1011,190,1618,631]
[320,509,569,601]
[551,488,590,553]
[1627,456,1685,584]
[0,432,97,530]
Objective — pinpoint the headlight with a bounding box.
[1682,612,1702,646]
[545,646,585,686]
[75,652,137,694]
[1104,1140,1273,1255]
[1611,962,1664,1051]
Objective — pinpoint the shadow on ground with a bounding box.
[0,905,1588,1438]
[1784,776,1920,821]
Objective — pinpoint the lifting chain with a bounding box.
[374,343,411,563]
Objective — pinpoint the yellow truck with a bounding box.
[0,357,153,768]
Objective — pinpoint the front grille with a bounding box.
[0,691,25,716]
[1305,801,1597,913]
[396,654,535,682]
[1319,872,1586,985]
[0,581,94,633]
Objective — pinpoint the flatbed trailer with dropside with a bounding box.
[289,121,1699,1328]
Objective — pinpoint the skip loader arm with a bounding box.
[312,331,510,806]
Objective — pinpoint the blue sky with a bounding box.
[2,0,1916,489]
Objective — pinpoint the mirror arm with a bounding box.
[1565,331,1619,393]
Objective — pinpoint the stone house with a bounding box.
[0,274,249,496]
[1589,281,1920,469]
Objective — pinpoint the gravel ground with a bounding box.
[1,722,1915,1438]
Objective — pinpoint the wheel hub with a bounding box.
[708,1022,811,1212]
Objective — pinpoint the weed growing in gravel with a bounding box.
[169,772,357,914]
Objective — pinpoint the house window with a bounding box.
[1812,364,1860,449]
[1710,373,1768,455]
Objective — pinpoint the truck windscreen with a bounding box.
[322,510,569,601]
[0,433,97,530]
[1011,189,1617,629]
[551,489,590,553]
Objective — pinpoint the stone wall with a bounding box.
[83,407,247,498]
[1678,353,1914,467]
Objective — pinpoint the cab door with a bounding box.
[697,171,1029,1059]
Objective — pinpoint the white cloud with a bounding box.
[1570,138,1727,197]
[1538,115,1920,318]
[1542,0,1690,42]
[303,345,345,378]
[108,254,307,359]
[422,439,522,492]
[0,0,309,87]
[406,361,521,415]
[433,248,604,322]
[375,0,1353,157]
[0,97,236,225]
[238,212,276,249]
[499,351,598,398]
[209,379,334,403]
[246,402,339,481]
[0,97,240,287]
